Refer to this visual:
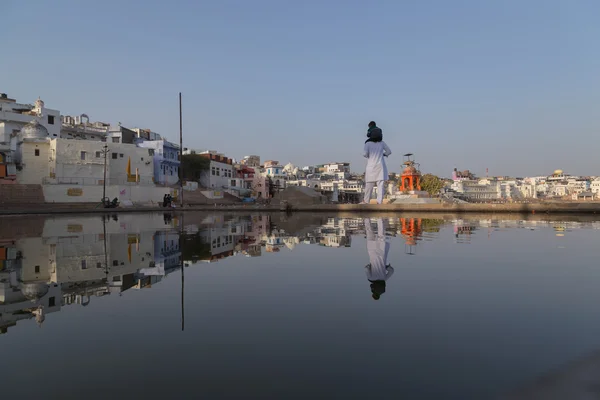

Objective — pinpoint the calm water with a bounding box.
[1,212,600,399]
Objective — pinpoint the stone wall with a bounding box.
[0,184,45,205]
[42,184,172,205]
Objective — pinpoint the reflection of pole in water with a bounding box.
[103,215,108,277]
[180,213,185,332]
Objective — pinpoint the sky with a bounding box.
[4,0,599,177]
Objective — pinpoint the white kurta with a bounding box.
[364,218,394,281]
[363,141,392,182]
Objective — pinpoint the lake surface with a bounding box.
[1,212,600,399]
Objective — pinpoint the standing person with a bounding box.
[362,124,392,204]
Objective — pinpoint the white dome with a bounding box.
[20,282,49,301]
[19,120,49,139]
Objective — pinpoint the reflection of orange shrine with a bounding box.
[400,218,422,246]
[399,153,421,192]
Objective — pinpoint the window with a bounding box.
[112,137,120,143]
[231,180,236,186]
[216,169,220,176]
[81,260,87,269]
[96,262,102,268]
[48,115,55,125]
[113,260,118,266]
[148,149,154,156]
[35,265,40,273]
[141,157,144,161]
[211,167,215,176]
[80,151,86,160]
[95,151,101,158]
[49,297,56,307]
[34,149,40,156]
[120,154,123,158]
[113,276,121,282]
[112,153,117,159]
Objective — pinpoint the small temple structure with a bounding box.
[399,153,421,192]
[389,153,437,204]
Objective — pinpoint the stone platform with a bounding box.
[390,190,437,204]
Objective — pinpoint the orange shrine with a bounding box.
[400,218,423,246]
[399,153,421,192]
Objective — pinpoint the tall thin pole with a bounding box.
[102,144,108,201]
[179,92,185,332]
[179,92,184,207]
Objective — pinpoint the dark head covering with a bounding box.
[370,280,386,300]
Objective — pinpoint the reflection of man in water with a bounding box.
[364,218,394,300]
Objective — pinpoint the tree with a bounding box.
[181,154,210,181]
[420,173,445,196]
[421,218,445,233]
[267,176,277,198]
[180,233,212,262]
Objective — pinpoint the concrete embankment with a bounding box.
[292,201,600,214]
[1,201,600,216]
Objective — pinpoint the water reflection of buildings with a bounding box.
[303,217,359,248]
[2,214,598,333]
[0,214,182,334]
[453,219,478,244]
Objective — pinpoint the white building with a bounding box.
[323,162,350,179]
[17,130,154,186]
[0,95,60,147]
[451,179,501,201]
[591,179,600,195]
[198,151,235,190]
[262,160,287,191]
[0,95,60,170]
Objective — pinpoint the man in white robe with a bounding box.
[362,140,392,204]
[364,218,394,300]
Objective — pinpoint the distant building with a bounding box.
[240,155,260,167]
[452,168,475,181]
[451,179,501,201]
[198,150,235,190]
[60,114,110,141]
[107,125,137,144]
[229,164,256,197]
[323,162,350,179]
[262,161,287,191]
[591,179,600,196]
[547,169,568,182]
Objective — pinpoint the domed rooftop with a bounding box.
[20,282,49,302]
[553,169,564,175]
[402,165,418,175]
[19,120,49,140]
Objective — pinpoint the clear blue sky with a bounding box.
[4,0,599,177]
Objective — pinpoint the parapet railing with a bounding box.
[42,176,156,186]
